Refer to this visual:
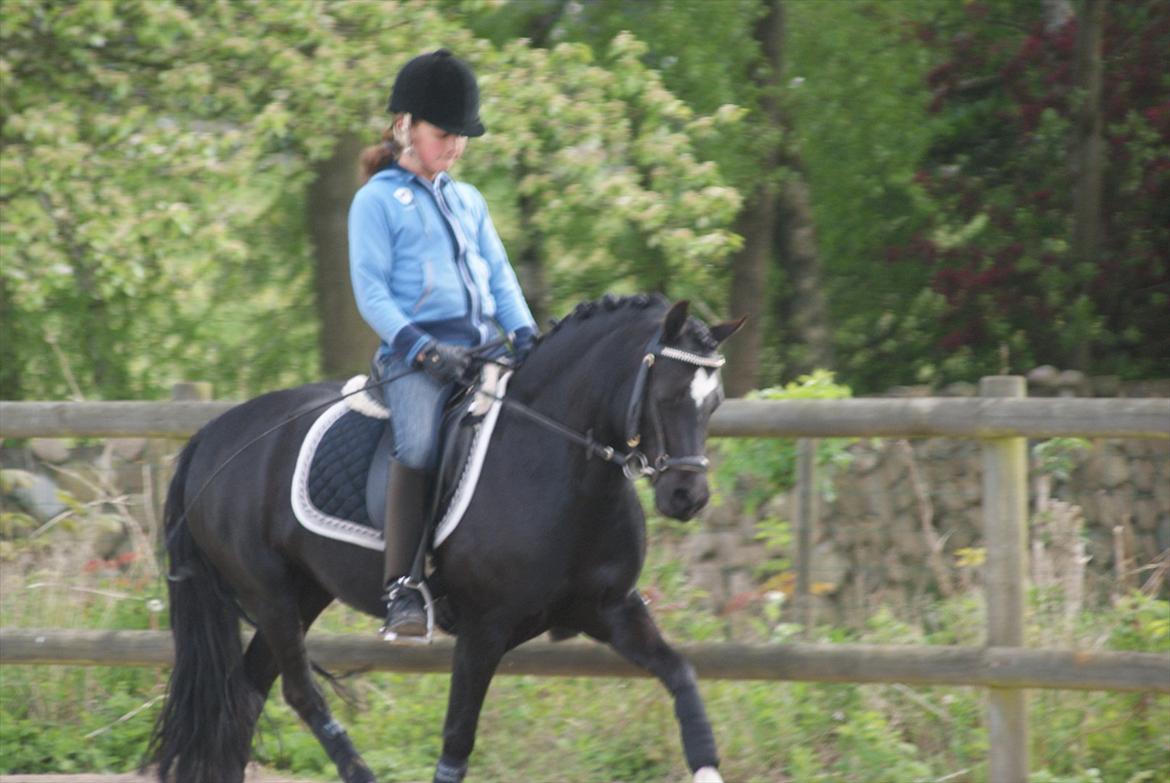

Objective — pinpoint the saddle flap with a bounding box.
[364,423,397,532]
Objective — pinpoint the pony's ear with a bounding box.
[663,300,690,342]
[709,316,747,344]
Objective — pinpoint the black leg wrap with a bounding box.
[675,684,719,772]
[433,755,468,783]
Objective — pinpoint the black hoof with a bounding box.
[342,759,377,783]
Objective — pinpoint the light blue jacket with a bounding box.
[348,164,536,363]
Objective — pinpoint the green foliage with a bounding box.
[0,669,159,772]
[0,0,376,399]
[2,0,744,401]
[451,0,766,181]
[782,0,941,392]
[1033,437,1092,482]
[2,539,1168,782]
[1109,591,1170,654]
[1029,593,1170,782]
[5,0,1166,402]
[752,514,793,582]
[466,35,743,316]
[712,369,854,515]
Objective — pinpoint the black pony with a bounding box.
[148,294,742,783]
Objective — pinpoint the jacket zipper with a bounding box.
[430,177,484,339]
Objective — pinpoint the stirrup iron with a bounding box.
[380,576,436,645]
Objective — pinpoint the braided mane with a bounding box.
[530,293,718,358]
[546,293,665,335]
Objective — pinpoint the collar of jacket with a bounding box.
[374,163,452,192]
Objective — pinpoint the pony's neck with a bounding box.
[509,311,660,444]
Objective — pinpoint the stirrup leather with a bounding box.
[380,576,436,645]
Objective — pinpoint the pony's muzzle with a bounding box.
[655,474,709,521]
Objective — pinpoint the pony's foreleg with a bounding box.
[252,604,376,783]
[586,593,723,783]
[433,624,511,783]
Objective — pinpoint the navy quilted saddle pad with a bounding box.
[307,408,385,530]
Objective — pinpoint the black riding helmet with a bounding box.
[388,49,485,138]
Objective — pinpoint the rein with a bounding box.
[485,330,724,482]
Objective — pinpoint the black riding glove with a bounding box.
[511,327,537,363]
[416,341,472,384]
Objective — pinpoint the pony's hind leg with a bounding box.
[582,592,723,783]
[248,588,376,783]
[237,587,335,760]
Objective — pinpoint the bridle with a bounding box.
[619,329,724,480]
[495,328,724,482]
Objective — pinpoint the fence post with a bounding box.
[795,438,819,633]
[980,375,1029,782]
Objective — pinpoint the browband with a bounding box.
[659,346,726,368]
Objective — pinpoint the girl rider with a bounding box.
[348,50,537,641]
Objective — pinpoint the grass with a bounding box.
[1,503,1167,782]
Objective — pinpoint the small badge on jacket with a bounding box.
[393,187,414,205]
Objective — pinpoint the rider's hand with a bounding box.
[416,341,472,384]
[511,328,537,363]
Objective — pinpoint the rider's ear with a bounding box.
[663,300,690,342]
[709,316,747,344]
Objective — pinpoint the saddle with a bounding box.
[289,364,511,552]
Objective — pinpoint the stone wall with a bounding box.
[679,376,1170,625]
[0,437,166,562]
[680,436,1169,626]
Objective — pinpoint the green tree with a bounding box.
[453,0,787,393]
[2,1,743,400]
[0,0,419,398]
[782,0,940,393]
[451,0,939,393]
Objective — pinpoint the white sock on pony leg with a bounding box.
[693,767,723,783]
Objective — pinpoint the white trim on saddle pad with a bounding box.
[289,371,511,552]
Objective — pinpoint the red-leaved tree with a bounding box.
[896,0,1168,382]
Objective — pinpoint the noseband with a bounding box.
[494,329,724,482]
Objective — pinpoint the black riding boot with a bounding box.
[380,461,431,642]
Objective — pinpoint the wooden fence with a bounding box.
[1,378,1168,783]
[2,629,1166,694]
[2,393,1167,439]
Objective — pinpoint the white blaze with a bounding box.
[690,368,721,409]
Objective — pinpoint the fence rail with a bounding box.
[2,629,1166,694]
[1,397,1168,440]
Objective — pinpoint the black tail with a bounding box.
[146,434,261,783]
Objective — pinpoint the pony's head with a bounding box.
[630,300,744,520]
